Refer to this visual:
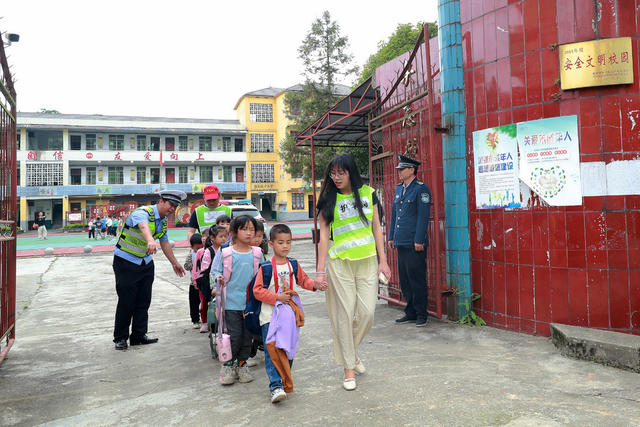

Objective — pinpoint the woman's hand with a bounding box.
[378,262,391,283]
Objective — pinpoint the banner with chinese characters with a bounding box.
[560,37,633,90]
[517,116,581,206]
[472,124,521,209]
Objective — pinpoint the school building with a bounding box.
[16,113,247,230]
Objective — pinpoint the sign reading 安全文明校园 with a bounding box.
[560,37,633,90]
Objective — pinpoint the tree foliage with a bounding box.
[279,11,367,183]
[356,22,438,86]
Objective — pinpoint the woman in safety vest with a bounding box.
[314,153,391,391]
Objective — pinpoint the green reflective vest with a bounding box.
[115,206,167,258]
[328,185,376,261]
[195,204,232,232]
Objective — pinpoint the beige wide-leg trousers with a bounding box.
[326,255,378,369]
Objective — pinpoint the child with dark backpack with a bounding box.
[247,224,323,403]
[184,233,203,329]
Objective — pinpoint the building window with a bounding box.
[236,167,244,182]
[16,164,20,186]
[150,137,160,151]
[86,167,96,185]
[26,163,63,186]
[218,168,223,180]
[70,135,82,150]
[251,163,274,183]
[165,137,175,151]
[222,137,232,152]
[249,103,273,122]
[86,134,96,150]
[27,130,63,150]
[108,166,124,184]
[136,167,146,184]
[250,133,274,152]
[292,193,304,210]
[109,135,124,151]
[199,165,213,182]
[223,166,233,182]
[136,135,147,151]
[150,168,160,184]
[70,168,82,185]
[234,138,243,152]
[16,132,20,151]
[199,136,212,151]
[179,166,188,183]
[178,136,188,151]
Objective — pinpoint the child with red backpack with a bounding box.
[213,215,263,385]
[248,224,324,403]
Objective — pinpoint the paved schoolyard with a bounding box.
[2,239,639,425]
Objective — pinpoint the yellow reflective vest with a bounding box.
[328,185,376,261]
[115,206,167,258]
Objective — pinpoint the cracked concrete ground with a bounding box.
[2,240,639,426]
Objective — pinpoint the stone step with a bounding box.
[550,323,640,373]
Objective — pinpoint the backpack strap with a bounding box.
[221,246,233,284]
[252,247,263,274]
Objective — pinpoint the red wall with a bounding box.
[462,0,640,336]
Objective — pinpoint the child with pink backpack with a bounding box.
[213,215,263,385]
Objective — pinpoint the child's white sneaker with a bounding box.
[237,364,254,383]
[270,388,286,403]
[219,365,235,385]
[246,357,257,367]
[199,323,209,333]
[192,322,200,329]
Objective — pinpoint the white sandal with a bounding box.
[354,357,366,375]
[343,376,356,391]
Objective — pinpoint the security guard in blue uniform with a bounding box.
[388,154,432,327]
[113,190,187,350]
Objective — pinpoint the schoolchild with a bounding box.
[252,224,322,403]
[246,221,267,368]
[184,233,203,329]
[216,214,232,243]
[88,218,96,239]
[193,226,225,333]
[213,215,263,385]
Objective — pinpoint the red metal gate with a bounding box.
[369,27,448,318]
[0,34,17,365]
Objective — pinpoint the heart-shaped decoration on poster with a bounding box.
[530,166,566,199]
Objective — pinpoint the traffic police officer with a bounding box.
[113,190,187,350]
[187,184,232,240]
[387,154,432,327]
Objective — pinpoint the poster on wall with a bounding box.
[472,124,521,209]
[517,115,582,206]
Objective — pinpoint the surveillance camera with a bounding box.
[7,34,19,43]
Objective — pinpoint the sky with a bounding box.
[2,0,437,120]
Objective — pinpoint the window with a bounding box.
[26,163,63,186]
[223,166,233,182]
[179,166,188,183]
[109,135,124,151]
[249,103,273,122]
[150,137,160,151]
[27,130,63,150]
[234,138,244,152]
[250,133,274,152]
[292,193,304,210]
[251,163,274,183]
[86,134,96,150]
[178,136,188,151]
[70,135,82,150]
[165,137,175,151]
[86,167,96,185]
[136,167,146,184]
[236,167,244,182]
[289,101,301,116]
[218,168,222,180]
[150,168,160,184]
[16,164,20,186]
[70,168,82,185]
[16,132,20,150]
[199,136,212,151]
[108,166,123,184]
[136,135,147,151]
[199,165,213,182]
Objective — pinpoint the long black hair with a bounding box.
[316,153,368,225]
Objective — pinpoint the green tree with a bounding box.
[280,11,367,183]
[356,22,438,86]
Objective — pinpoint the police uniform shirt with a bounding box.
[388,178,432,247]
[113,204,169,265]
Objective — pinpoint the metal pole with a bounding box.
[310,136,318,266]
[424,25,444,318]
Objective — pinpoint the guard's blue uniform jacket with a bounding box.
[388,178,432,247]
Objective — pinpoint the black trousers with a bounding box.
[113,256,155,342]
[88,229,95,239]
[188,285,200,323]
[224,310,252,363]
[397,246,428,320]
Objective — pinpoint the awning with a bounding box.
[295,77,378,147]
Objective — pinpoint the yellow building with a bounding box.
[234,85,349,221]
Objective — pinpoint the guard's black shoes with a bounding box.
[114,339,128,350]
[416,318,428,327]
[130,335,159,345]
[395,316,417,324]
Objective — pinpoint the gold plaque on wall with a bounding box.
[560,37,633,90]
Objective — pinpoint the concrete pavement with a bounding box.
[1,240,639,426]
